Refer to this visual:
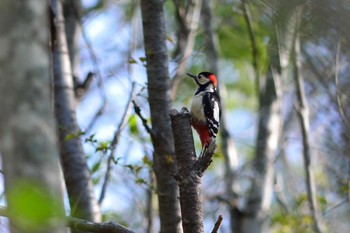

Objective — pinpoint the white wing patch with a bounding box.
[212,97,220,123]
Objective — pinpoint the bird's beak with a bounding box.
[186,73,196,79]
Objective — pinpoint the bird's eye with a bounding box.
[198,75,202,79]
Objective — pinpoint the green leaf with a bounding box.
[134,166,142,175]
[128,57,137,64]
[135,178,146,185]
[64,131,85,141]
[92,175,102,186]
[139,57,147,63]
[85,134,97,143]
[7,182,64,232]
[91,160,101,174]
[128,114,139,135]
[95,141,110,153]
[142,156,153,167]
[64,133,75,141]
[126,164,134,171]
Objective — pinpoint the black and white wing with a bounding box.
[202,92,221,138]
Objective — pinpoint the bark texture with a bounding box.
[170,109,203,233]
[140,1,182,232]
[0,1,66,232]
[51,0,101,222]
[170,108,217,233]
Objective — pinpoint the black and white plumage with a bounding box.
[187,72,221,148]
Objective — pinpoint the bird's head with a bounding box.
[186,71,217,89]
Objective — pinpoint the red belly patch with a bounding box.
[191,120,211,147]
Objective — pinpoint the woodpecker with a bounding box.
[187,71,221,153]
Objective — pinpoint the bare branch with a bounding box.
[0,207,135,233]
[132,100,154,136]
[170,0,203,100]
[99,83,137,204]
[211,215,223,233]
[67,216,135,233]
[85,103,107,134]
[334,42,350,130]
[74,71,94,99]
[193,140,217,176]
[293,32,326,233]
[240,0,260,94]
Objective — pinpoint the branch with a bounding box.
[51,0,101,221]
[293,33,325,233]
[193,140,217,176]
[67,216,134,233]
[170,0,203,100]
[99,82,136,204]
[240,0,260,94]
[0,207,134,233]
[132,100,154,136]
[68,0,108,134]
[170,108,217,233]
[211,215,223,233]
[334,42,350,130]
[74,71,94,99]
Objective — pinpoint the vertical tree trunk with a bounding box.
[201,1,241,230]
[241,62,281,232]
[170,110,204,233]
[0,1,66,232]
[51,0,102,223]
[140,1,182,232]
[232,2,303,232]
[293,33,325,233]
[63,0,82,82]
[235,16,283,233]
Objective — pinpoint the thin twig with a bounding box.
[194,140,217,176]
[98,82,137,204]
[70,0,108,133]
[85,103,106,133]
[132,100,154,136]
[170,0,202,100]
[211,215,223,233]
[334,42,350,130]
[240,0,260,94]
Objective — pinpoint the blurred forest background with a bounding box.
[0,0,350,232]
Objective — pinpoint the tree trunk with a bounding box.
[293,32,325,233]
[234,16,283,233]
[170,110,204,233]
[140,1,182,232]
[0,1,66,232]
[201,1,241,230]
[63,0,82,83]
[240,64,281,233]
[51,0,102,223]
